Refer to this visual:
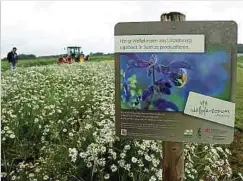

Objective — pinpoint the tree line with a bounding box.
[238,44,243,53]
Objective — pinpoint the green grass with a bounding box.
[238,56,243,63]
[88,55,113,62]
[236,60,243,129]
[1,58,57,71]
[1,55,114,71]
[230,63,243,176]
[227,56,243,177]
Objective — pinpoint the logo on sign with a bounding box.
[191,100,231,118]
[197,128,202,137]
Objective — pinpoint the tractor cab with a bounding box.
[66,46,84,62]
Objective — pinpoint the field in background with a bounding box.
[1,55,114,71]
[2,54,242,70]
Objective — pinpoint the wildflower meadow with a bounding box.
[1,60,242,181]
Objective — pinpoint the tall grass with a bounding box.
[236,63,243,129]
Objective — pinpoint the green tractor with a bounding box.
[58,46,89,64]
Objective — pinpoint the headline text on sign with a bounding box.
[115,35,205,53]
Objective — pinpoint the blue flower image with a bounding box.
[120,46,231,112]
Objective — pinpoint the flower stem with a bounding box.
[152,66,155,84]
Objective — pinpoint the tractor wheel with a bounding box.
[79,56,84,64]
[58,57,65,64]
[67,57,72,63]
[84,55,89,61]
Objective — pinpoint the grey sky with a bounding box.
[1,1,243,58]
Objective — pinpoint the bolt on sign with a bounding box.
[114,21,237,144]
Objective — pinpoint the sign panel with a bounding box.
[114,21,237,144]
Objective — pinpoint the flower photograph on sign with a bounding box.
[120,45,231,112]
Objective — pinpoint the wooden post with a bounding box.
[161,12,185,181]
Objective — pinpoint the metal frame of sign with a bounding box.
[114,21,237,144]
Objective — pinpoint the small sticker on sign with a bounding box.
[184,92,235,127]
[121,129,127,136]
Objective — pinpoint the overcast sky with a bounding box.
[1,1,243,58]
